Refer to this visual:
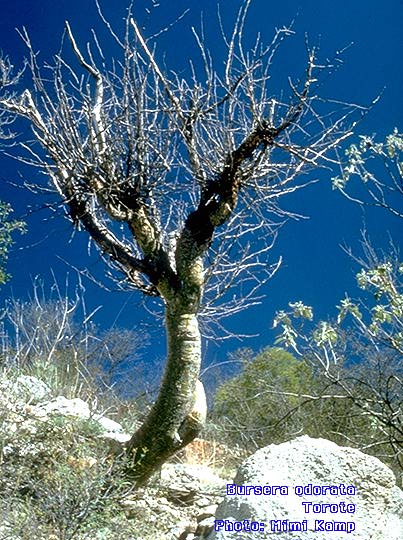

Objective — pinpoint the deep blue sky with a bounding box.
[0,0,402,386]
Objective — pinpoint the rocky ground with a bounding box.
[122,462,229,540]
[0,373,234,540]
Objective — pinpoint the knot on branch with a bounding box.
[256,121,278,147]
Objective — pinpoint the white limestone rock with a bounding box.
[0,374,51,405]
[93,414,125,434]
[30,396,91,419]
[207,436,403,540]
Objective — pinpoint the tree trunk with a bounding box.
[125,302,206,486]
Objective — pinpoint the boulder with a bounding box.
[30,396,91,419]
[25,397,130,445]
[207,436,403,540]
[93,414,125,434]
[0,376,132,459]
[0,374,51,405]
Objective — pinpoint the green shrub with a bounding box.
[212,346,380,455]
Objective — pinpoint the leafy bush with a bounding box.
[211,346,393,471]
[0,200,25,285]
[213,347,317,450]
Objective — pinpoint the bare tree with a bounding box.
[0,1,361,485]
[0,275,145,401]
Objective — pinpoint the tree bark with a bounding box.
[126,301,206,486]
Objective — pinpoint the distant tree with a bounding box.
[213,347,316,450]
[0,277,146,400]
[0,2,360,485]
[212,346,378,456]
